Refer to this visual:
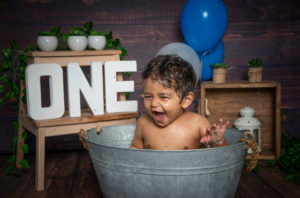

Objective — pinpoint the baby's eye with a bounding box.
[144,95,152,99]
[160,96,169,100]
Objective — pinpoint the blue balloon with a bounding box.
[181,0,228,54]
[199,41,224,81]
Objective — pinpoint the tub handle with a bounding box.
[240,131,259,172]
[78,126,102,151]
[78,128,89,151]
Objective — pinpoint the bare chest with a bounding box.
[142,124,201,150]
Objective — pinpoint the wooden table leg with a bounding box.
[16,125,25,168]
[35,129,45,191]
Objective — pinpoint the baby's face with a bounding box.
[143,77,184,127]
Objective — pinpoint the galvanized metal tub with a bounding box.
[84,124,247,198]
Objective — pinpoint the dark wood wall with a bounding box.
[0,0,299,153]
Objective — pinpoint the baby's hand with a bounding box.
[200,119,230,147]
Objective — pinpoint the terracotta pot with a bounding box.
[213,68,226,83]
[248,67,262,82]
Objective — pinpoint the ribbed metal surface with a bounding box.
[85,124,246,198]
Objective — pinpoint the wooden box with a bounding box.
[200,81,281,160]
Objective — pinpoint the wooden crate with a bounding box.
[200,81,281,160]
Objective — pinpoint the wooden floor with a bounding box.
[0,151,299,198]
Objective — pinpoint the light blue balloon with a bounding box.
[181,0,228,54]
[156,42,202,82]
[199,41,224,81]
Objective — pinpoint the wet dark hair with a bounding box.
[142,55,197,99]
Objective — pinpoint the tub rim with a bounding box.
[84,135,247,154]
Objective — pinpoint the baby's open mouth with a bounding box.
[152,111,165,123]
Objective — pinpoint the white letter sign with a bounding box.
[25,61,138,121]
[67,62,104,117]
[25,63,65,120]
[105,61,138,113]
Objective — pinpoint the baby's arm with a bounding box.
[200,119,230,147]
[130,117,145,149]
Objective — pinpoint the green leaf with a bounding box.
[268,159,276,166]
[0,74,9,82]
[19,159,30,169]
[7,155,16,163]
[38,31,53,36]
[24,45,34,52]
[1,48,11,58]
[6,89,16,99]
[13,121,19,131]
[61,33,68,42]
[105,31,113,40]
[125,92,130,100]
[12,121,19,132]
[105,42,113,49]
[9,144,15,152]
[18,54,27,64]
[21,95,27,104]
[0,84,4,93]
[12,135,18,145]
[10,39,17,50]
[21,144,29,154]
[123,72,132,79]
[252,165,260,173]
[0,98,4,106]
[19,73,25,80]
[84,21,93,32]
[5,165,15,175]
[89,30,104,36]
[69,27,85,36]
[284,174,294,181]
[248,57,263,68]
[1,57,13,70]
[51,27,60,35]
[211,63,228,68]
[22,130,28,139]
[112,38,121,46]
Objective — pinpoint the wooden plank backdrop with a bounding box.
[0,0,299,153]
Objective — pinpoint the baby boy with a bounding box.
[130,55,229,150]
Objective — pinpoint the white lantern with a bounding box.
[234,107,261,153]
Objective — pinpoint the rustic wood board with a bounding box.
[2,152,299,198]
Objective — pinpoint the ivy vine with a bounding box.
[0,40,33,176]
[268,131,300,184]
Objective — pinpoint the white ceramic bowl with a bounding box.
[88,36,106,50]
[67,36,88,51]
[37,36,58,51]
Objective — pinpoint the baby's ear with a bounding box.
[181,92,194,109]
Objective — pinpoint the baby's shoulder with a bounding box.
[183,111,208,122]
[136,113,153,126]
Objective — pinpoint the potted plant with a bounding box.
[211,63,227,83]
[62,26,88,51]
[84,21,106,50]
[248,58,263,82]
[37,27,60,51]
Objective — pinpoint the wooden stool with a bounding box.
[16,50,138,191]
